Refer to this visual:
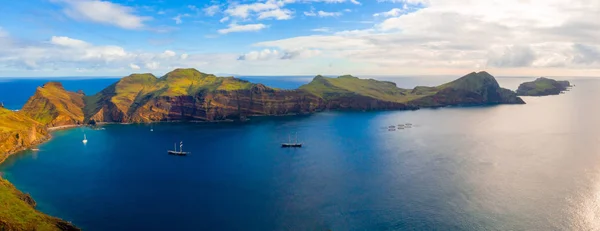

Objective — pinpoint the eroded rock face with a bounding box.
[23,69,525,125]
[21,82,85,127]
[0,109,49,162]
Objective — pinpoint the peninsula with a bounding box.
[0,69,523,229]
[516,77,572,96]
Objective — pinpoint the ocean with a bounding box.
[2,76,599,230]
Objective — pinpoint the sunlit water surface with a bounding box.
[2,77,600,230]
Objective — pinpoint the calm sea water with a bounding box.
[2,76,600,230]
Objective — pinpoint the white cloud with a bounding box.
[312,27,331,32]
[172,14,191,24]
[181,54,189,60]
[304,11,317,16]
[203,5,220,16]
[249,0,600,75]
[50,36,89,48]
[317,11,342,17]
[162,50,176,58]
[0,27,7,37]
[238,48,322,61]
[219,17,230,23]
[304,10,343,17]
[224,0,283,19]
[258,8,294,20]
[145,62,160,70]
[129,63,140,70]
[376,0,429,4]
[52,0,150,29]
[218,23,267,34]
[373,8,405,17]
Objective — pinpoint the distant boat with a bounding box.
[168,141,189,155]
[82,134,88,144]
[31,148,40,151]
[282,133,302,148]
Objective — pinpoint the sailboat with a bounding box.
[82,134,88,144]
[168,141,190,155]
[281,133,302,148]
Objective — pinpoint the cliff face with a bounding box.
[0,108,49,162]
[0,108,79,230]
[516,77,571,96]
[16,69,524,125]
[81,69,523,123]
[21,82,85,127]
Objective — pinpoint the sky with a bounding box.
[0,0,599,77]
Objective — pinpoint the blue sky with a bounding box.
[0,0,599,77]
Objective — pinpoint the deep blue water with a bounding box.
[3,76,600,230]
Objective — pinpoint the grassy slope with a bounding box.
[300,75,436,103]
[300,71,520,105]
[516,77,570,96]
[85,68,257,118]
[0,178,63,230]
[21,82,84,126]
[0,108,47,159]
[0,108,75,230]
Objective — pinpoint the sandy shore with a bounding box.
[48,124,81,131]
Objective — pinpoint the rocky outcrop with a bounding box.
[0,108,49,163]
[21,82,85,127]
[516,77,571,96]
[410,71,525,106]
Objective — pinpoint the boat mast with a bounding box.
[295,133,298,143]
[180,141,183,153]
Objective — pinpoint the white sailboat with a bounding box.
[82,134,88,144]
[281,132,302,148]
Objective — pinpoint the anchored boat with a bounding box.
[281,133,302,148]
[168,141,190,155]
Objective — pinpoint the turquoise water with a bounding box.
[3,77,600,230]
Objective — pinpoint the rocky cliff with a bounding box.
[516,77,571,96]
[0,108,79,231]
[409,71,525,106]
[21,82,85,127]
[14,69,524,125]
[0,108,49,162]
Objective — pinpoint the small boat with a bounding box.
[282,133,302,148]
[31,148,40,151]
[168,141,190,155]
[389,125,395,128]
[82,134,88,144]
[405,123,413,126]
[388,129,396,131]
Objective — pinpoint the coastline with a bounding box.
[0,125,80,231]
[48,124,82,131]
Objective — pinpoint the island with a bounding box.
[0,69,524,229]
[516,77,571,96]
